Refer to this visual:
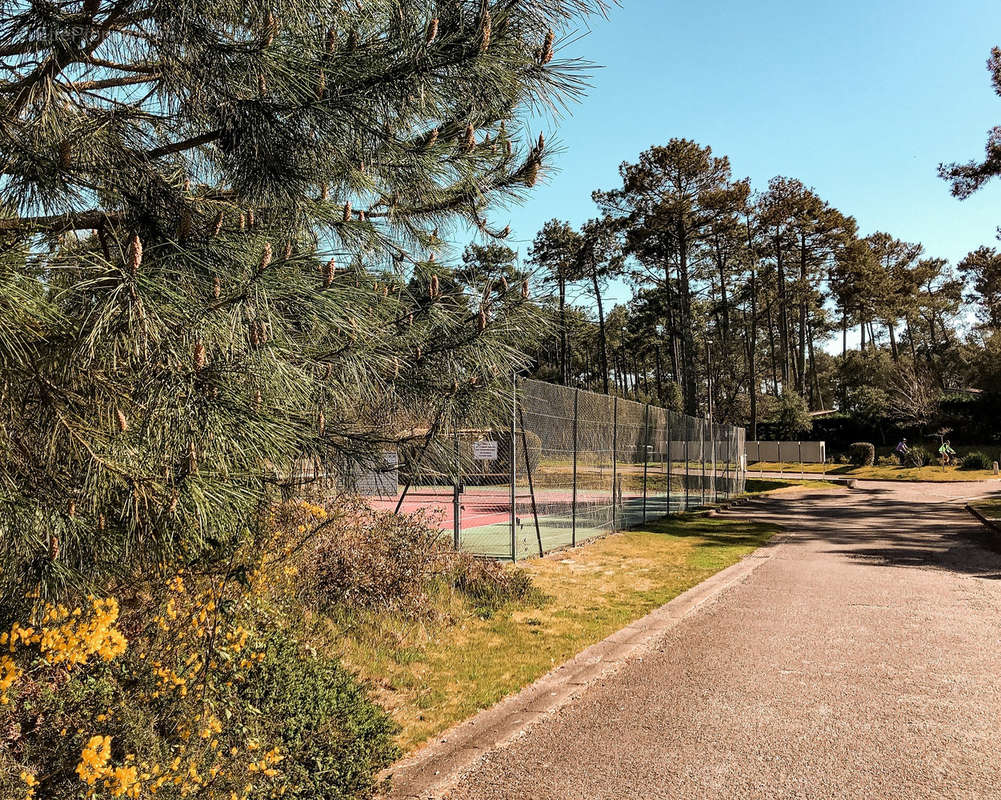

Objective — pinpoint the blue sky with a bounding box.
[483,0,1001,310]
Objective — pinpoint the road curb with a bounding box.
[965,503,1001,534]
[381,529,786,800]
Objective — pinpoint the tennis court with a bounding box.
[358,378,746,560]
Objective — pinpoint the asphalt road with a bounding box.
[442,481,1001,800]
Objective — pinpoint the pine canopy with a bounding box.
[0,0,608,607]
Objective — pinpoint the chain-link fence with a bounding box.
[366,377,746,561]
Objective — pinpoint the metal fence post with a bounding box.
[453,426,460,550]
[712,424,718,505]
[611,396,618,531]
[510,374,517,562]
[517,407,544,558]
[666,413,672,514]
[700,419,706,508]
[684,435,690,512]
[571,388,578,548]
[642,404,649,524]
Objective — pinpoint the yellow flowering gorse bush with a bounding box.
[0,498,399,800]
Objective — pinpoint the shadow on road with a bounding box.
[737,485,1001,579]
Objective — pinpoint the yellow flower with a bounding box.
[76,735,113,785]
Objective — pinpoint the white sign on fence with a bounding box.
[473,440,499,460]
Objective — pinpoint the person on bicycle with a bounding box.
[894,438,909,463]
[938,440,956,466]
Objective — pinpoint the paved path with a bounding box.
[415,481,1001,799]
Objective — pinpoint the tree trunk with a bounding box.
[678,224,698,415]
[558,276,567,384]
[765,298,779,395]
[798,233,808,393]
[808,319,824,410]
[591,268,610,395]
[887,321,899,362]
[662,262,681,387]
[776,229,790,388]
[654,344,664,403]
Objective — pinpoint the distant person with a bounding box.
[894,438,909,463]
[938,440,956,466]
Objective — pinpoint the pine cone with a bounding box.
[213,276,221,299]
[429,274,439,299]
[116,408,128,433]
[259,242,272,272]
[59,140,72,168]
[326,27,338,54]
[316,69,326,100]
[247,208,256,228]
[193,341,207,372]
[521,279,529,299]
[283,241,293,260]
[128,233,142,276]
[463,123,475,152]
[188,442,198,474]
[427,128,439,148]
[541,30,555,64]
[538,132,545,152]
[318,410,326,435]
[480,9,492,53]
[524,157,540,187]
[324,258,335,287]
[262,12,277,47]
[343,201,351,223]
[212,211,224,237]
[477,310,487,331]
[177,210,192,241]
[426,17,439,45]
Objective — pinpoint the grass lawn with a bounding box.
[328,515,778,753]
[744,477,841,494]
[971,498,1001,521]
[749,461,1001,482]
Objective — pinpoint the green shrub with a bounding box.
[0,582,400,800]
[242,630,400,800]
[877,455,897,466]
[848,442,875,466]
[960,451,994,470]
[903,446,930,468]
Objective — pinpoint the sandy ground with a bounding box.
[435,481,1001,800]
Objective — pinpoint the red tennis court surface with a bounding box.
[366,488,645,531]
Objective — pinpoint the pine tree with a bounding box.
[0,0,608,607]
